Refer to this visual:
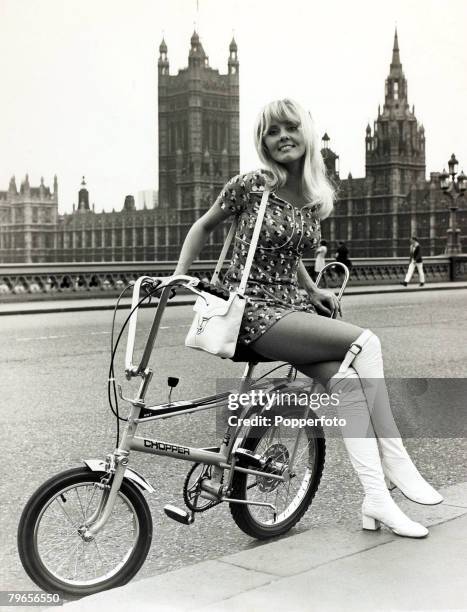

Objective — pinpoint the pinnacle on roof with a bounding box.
[390,27,403,75]
[392,28,400,63]
[159,37,167,53]
[189,29,206,61]
[229,36,237,51]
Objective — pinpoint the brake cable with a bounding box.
[108,280,163,446]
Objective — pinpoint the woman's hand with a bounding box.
[308,287,342,318]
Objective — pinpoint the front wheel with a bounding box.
[229,408,325,539]
[18,467,152,599]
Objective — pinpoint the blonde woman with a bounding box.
[174,98,442,538]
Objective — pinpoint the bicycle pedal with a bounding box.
[163,504,194,525]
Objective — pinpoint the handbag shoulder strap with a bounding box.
[211,189,270,292]
[211,219,238,285]
[239,189,269,294]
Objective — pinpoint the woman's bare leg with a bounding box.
[251,311,362,366]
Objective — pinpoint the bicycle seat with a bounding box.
[229,344,275,363]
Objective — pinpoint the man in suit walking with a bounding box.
[401,236,425,287]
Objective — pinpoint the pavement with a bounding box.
[54,480,467,612]
[2,281,467,316]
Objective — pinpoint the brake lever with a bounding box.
[141,278,162,298]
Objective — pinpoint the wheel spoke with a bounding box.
[73,540,82,580]
[75,487,87,519]
[54,498,78,527]
[84,485,97,516]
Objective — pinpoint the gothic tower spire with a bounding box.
[365,30,426,195]
[77,176,90,212]
[390,28,401,73]
[188,30,207,68]
[158,37,169,75]
[8,175,17,194]
[384,27,407,112]
[228,37,238,75]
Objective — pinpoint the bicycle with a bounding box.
[17,263,349,599]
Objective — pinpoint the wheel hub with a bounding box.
[77,525,95,542]
[257,443,289,493]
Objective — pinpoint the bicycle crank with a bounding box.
[183,463,221,512]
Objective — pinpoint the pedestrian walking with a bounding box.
[174,98,442,538]
[335,241,352,278]
[313,239,328,286]
[401,236,425,287]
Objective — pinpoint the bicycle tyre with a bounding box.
[18,467,153,599]
[229,407,325,539]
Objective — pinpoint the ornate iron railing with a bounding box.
[0,256,465,301]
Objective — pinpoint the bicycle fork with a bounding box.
[79,381,150,540]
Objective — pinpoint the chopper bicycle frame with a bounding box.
[17,263,349,598]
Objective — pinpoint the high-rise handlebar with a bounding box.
[124,275,226,378]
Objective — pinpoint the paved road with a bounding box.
[1,289,467,595]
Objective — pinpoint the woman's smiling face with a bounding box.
[263,118,307,166]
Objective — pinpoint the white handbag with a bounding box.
[185,189,270,358]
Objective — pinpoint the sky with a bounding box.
[1,0,466,214]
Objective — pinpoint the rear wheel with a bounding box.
[18,467,152,599]
[229,408,325,539]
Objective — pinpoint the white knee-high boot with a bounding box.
[328,368,428,538]
[347,330,443,505]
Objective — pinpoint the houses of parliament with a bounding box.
[0,31,464,264]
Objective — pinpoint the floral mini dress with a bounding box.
[215,170,322,346]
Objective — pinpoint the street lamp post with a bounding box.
[439,154,466,255]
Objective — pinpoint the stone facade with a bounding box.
[320,31,466,257]
[0,31,465,264]
[0,175,58,263]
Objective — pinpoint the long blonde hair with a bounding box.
[254,98,335,219]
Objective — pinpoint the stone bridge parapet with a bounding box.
[0,256,465,301]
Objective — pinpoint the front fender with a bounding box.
[82,459,155,493]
